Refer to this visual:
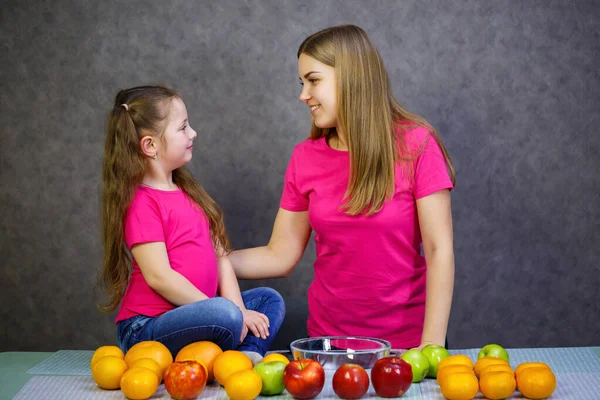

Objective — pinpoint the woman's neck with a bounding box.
[330,133,348,151]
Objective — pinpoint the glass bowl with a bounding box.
[289,336,391,370]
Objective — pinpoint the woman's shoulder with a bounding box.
[294,136,326,150]
[289,137,327,159]
[394,123,435,157]
[395,123,431,144]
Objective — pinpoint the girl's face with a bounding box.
[159,97,197,170]
[298,53,338,129]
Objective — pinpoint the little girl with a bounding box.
[98,85,285,363]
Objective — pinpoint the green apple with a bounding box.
[253,360,287,395]
[478,344,510,363]
[420,344,450,378]
[400,349,430,383]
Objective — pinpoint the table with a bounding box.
[2,347,599,399]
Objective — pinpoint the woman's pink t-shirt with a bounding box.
[280,126,453,349]
[115,186,218,323]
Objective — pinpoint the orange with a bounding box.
[175,341,223,382]
[480,370,517,400]
[439,371,479,400]
[224,369,263,400]
[514,362,552,377]
[292,349,302,360]
[516,367,556,399]
[124,341,173,377]
[213,350,253,386]
[91,355,128,389]
[90,345,124,369]
[439,354,473,371]
[481,363,513,377]
[261,353,290,365]
[474,356,509,378]
[120,367,159,400]
[437,364,474,386]
[129,357,162,381]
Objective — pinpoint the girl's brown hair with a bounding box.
[298,25,455,215]
[98,85,231,313]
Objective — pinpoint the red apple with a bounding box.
[371,356,413,398]
[332,363,370,399]
[283,358,325,399]
[164,360,207,400]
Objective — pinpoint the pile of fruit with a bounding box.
[399,343,557,400]
[91,340,219,399]
[91,341,557,400]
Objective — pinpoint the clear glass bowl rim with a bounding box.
[289,335,392,355]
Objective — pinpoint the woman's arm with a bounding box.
[131,242,209,305]
[229,208,312,279]
[416,189,455,348]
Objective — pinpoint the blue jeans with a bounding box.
[117,287,285,357]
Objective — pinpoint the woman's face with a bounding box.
[298,53,338,129]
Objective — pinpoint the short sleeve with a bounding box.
[280,147,309,211]
[413,135,454,199]
[124,191,166,249]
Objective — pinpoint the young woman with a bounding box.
[230,25,455,350]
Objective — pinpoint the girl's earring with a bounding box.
[152,153,158,160]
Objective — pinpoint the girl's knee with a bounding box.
[260,287,285,304]
[266,288,286,316]
[255,287,286,323]
[212,297,244,325]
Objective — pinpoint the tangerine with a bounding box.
[516,366,556,399]
[481,363,513,377]
[129,357,162,381]
[90,345,124,369]
[515,362,551,377]
[120,367,159,400]
[175,341,223,382]
[439,371,479,400]
[124,341,173,376]
[224,369,263,400]
[91,355,128,389]
[474,356,509,378]
[261,353,290,365]
[480,370,517,400]
[439,354,473,371]
[213,350,253,386]
[437,364,474,386]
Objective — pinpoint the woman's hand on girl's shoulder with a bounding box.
[214,243,229,259]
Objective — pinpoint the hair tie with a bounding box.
[121,103,129,111]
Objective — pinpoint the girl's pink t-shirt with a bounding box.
[115,186,218,323]
[280,126,453,349]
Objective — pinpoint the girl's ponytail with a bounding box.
[98,98,146,313]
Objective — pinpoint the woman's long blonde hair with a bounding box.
[298,25,455,215]
[98,85,231,313]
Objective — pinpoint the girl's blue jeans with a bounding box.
[117,287,285,357]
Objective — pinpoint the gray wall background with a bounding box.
[1,0,599,352]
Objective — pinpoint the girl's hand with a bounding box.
[239,324,248,343]
[242,310,270,340]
